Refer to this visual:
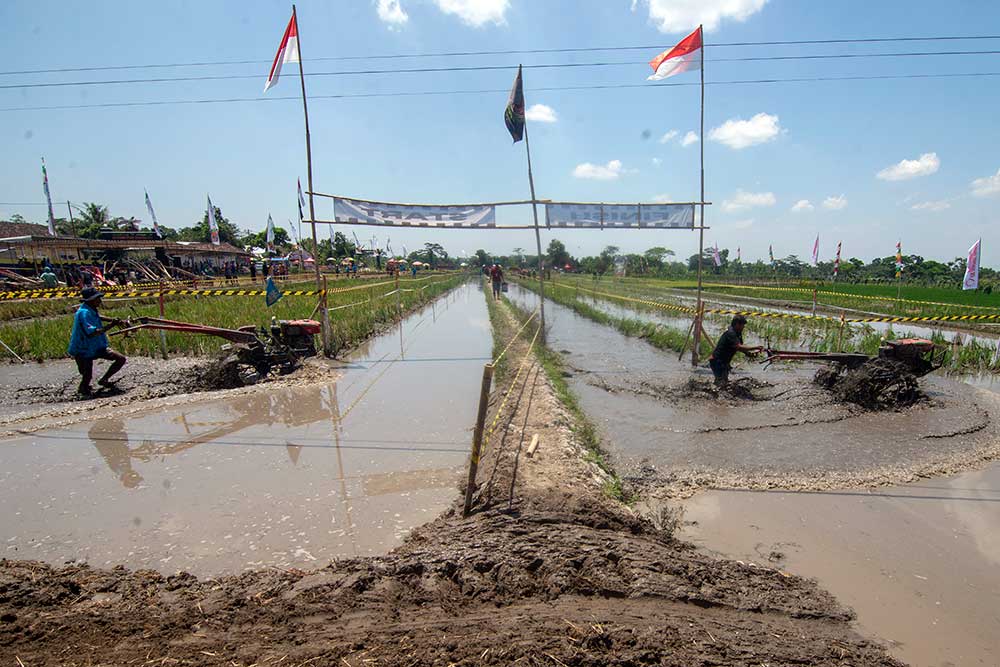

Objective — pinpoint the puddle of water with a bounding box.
[0,283,490,576]
[680,466,1000,667]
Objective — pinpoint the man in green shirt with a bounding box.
[708,315,762,387]
[39,267,59,289]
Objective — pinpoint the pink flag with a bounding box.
[834,241,842,277]
[647,26,703,81]
[264,11,300,93]
[811,235,819,266]
[963,239,981,290]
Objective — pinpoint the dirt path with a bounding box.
[0,293,903,666]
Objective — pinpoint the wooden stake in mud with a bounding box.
[679,314,696,362]
[463,363,495,517]
[837,311,846,353]
[812,288,818,317]
[157,281,168,360]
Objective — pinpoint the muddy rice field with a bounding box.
[1,280,998,666]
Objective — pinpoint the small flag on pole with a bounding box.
[266,214,276,254]
[712,243,722,267]
[834,241,842,278]
[647,26,703,81]
[963,239,981,290]
[206,195,220,245]
[144,190,162,239]
[769,244,775,266]
[297,178,306,220]
[736,246,741,263]
[41,158,56,236]
[504,65,525,143]
[895,241,903,279]
[264,11,300,93]
[811,235,820,266]
[265,276,283,307]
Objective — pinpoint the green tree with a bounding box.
[473,249,491,267]
[177,206,242,245]
[546,239,571,269]
[423,242,447,267]
[244,226,292,253]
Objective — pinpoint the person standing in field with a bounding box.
[39,266,59,288]
[708,314,762,387]
[68,287,127,396]
[490,263,504,300]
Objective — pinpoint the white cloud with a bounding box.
[791,199,814,213]
[876,152,940,181]
[434,0,509,26]
[658,130,678,144]
[822,195,848,210]
[651,158,663,167]
[651,193,672,203]
[722,190,776,213]
[525,103,557,123]
[634,0,768,33]
[375,0,408,27]
[709,113,782,150]
[911,200,951,211]
[573,159,625,181]
[680,131,699,147]
[971,168,1000,197]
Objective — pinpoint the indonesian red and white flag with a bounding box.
[811,235,820,266]
[712,243,722,267]
[264,11,300,93]
[648,26,703,81]
[833,241,842,277]
[963,238,981,290]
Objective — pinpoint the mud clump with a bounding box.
[186,355,247,391]
[815,358,924,411]
[680,376,772,401]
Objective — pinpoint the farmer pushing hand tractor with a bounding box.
[67,287,127,396]
[708,314,763,387]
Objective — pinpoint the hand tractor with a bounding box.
[113,316,321,384]
[761,338,944,377]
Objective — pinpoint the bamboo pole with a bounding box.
[691,24,706,367]
[523,118,546,340]
[292,4,329,356]
[157,281,168,360]
[463,363,495,517]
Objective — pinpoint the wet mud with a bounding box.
[0,288,902,666]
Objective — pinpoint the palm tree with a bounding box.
[78,203,110,228]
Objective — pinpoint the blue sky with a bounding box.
[1,0,999,264]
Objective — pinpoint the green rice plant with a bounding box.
[0,275,463,361]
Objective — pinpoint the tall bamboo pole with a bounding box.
[524,121,546,339]
[292,4,330,354]
[691,24,706,367]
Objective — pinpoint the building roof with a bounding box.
[0,220,66,239]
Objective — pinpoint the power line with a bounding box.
[3,49,999,90]
[2,33,999,76]
[3,71,998,113]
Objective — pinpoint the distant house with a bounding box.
[0,221,249,273]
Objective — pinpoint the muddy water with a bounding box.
[511,283,1000,665]
[680,466,1000,667]
[0,283,490,576]
[509,284,999,487]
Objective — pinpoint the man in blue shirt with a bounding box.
[68,287,127,396]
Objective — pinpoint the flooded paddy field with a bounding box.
[507,283,1000,665]
[0,283,491,576]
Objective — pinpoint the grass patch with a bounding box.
[496,291,632,504]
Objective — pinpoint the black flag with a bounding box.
[504,65,525,143]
